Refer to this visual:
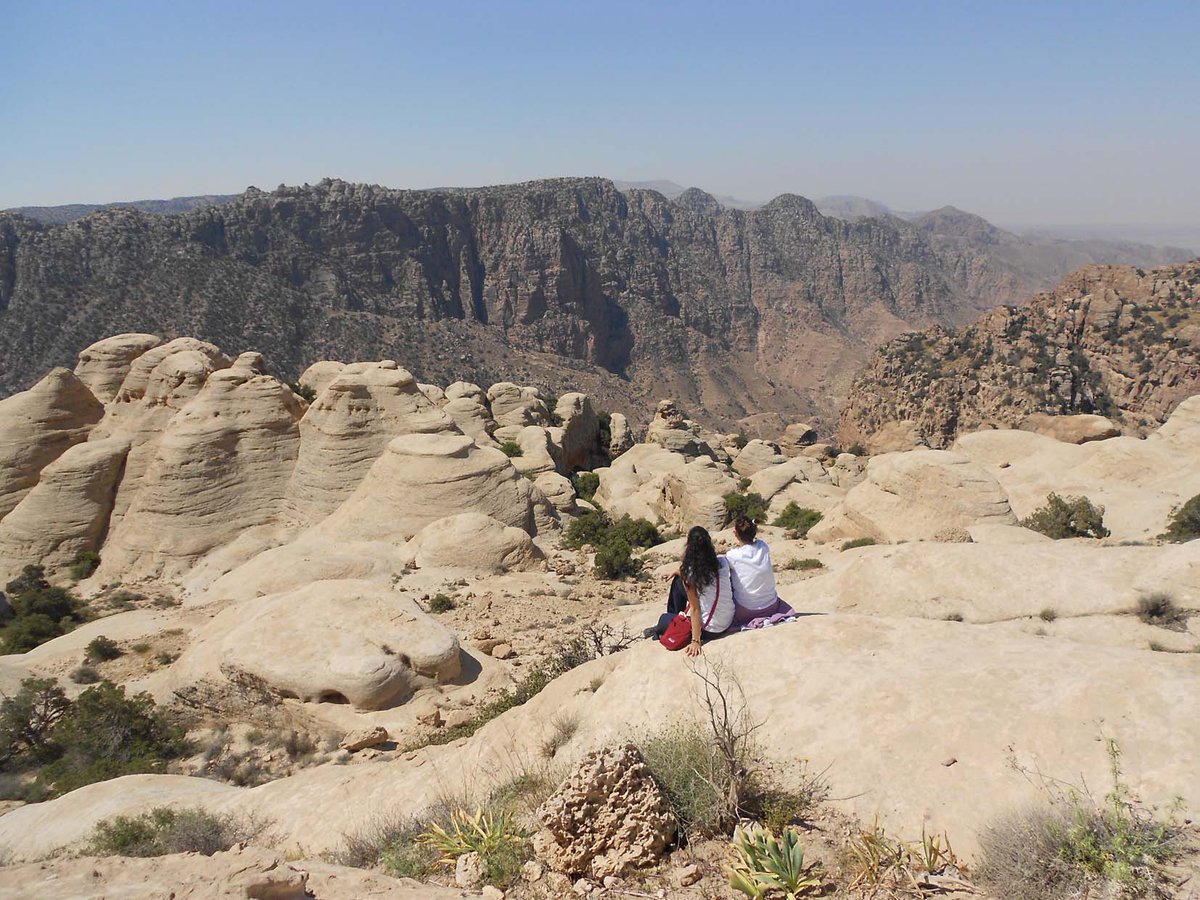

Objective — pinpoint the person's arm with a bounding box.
[684,579,703,657]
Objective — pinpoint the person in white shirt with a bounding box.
[644,525,735,655]
[724,514,782,625]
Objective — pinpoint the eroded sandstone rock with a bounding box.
[73,333,163,403]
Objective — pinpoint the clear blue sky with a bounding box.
[5,0,1198,224]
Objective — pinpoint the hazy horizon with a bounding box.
[7,1,1199,227]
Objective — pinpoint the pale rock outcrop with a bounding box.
[72,333,162,403]
[487,381,550,434]
[509,425,560,476]
[594,443,691,524]
[175,580,461,710]
[339,726,390,752]
[90,337,232,532]
[100,369,304,580]
[644,400,715,459]
[748,455,832,503]
[0,436,129,581]
[657,457,738,532]
[778,422,818,455]
[418,382,446,403]
[827,452,868,489]
[0,368,104,521]
[285,362,458,521]
[298,359,346,396]
[865,420,927,454]
[766,481,847,519]
[402,513,544,572]
[532,744,676,879]
[555,392,603,470]
[732,439,786,476]
[608,412,633,457]
[810,450,1015,544]
[313,433,541,542]
[1021,413,1121,444]
[443,382,498,446]
[534,471,578,513]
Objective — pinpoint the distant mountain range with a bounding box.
[6,194,237,226]
[1,178,1194,432]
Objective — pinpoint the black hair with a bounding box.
[680,525,719,591]
[733,514,757,544]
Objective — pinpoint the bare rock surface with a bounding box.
[72,332,163,403]
[532,743,677,879]
[0,367,103,521]
[402,512,544,573]
[1020,412,1121,444]
[732,439,786,476]
[297,359,346,396]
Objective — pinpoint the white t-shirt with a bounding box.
[695,557,735,634]
[724,540,779,612]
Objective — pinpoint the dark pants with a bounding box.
[652,576,721,641]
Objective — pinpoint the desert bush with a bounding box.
[1162,494,1200,542]
[1,614,64,655]
[608,514,663,550]
[70,665,100,685]
[562,509,611,550]
[846,442,868,457]
[0,773,49,803]
[539,712,579,758]
[428,593,456,613]
[728,824,822,898]
[2,566,86,653]
[286,380,317,403]
[1136,593,1189,630]
[785,558,823,571]
[89,806,268,857]
[841,537,877,551]
[498,440,523,458]
[0,677,69,769]
[977,740,1181,900]
[593,536,641,580]
[38,680,189,795]
[69,550,101,581]
[85,635,123,662]
[418,807,531,887]
[842,820,959,892]
[1039,608,1058,623]
[1021,493,1110,539]
[724,491,769,524]
[572,471,600,502]
[772,504,822,538]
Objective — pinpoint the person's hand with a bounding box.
[684,641,702,658]
[663,568,680,582]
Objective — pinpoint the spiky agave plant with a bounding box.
[727,824,823,898]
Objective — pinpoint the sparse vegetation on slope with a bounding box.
[89,806,269,857]
[724,491,770,524]
[772,503,822,538]
[1,565,88,654]
[1162,493,1200,542]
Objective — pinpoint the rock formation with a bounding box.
[401,512,544,572]
[532,744,676,879]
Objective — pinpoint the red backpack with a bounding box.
[659,577,719,651]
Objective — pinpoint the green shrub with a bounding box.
[785,558,823,571]
[641,722,730,838]
[69,550,101,581]
[562,510,611,550]
[1136,593,1189,630]
[89,806,268,857]
[772,504,822,538]
[498,440,523,458]
[977,741,1181,900]
[428,594,456,613]
[2,566,86,654]
[846,442,868,457]
[593,536,642,580]
[608,514,663,550]
[1039,608,1058,623]
[418,807,530,888]
[287,380,317,403]
[38,681,189,795]
[2,614,66,654]
[1021,493,1110,539]
[841,537,877,551]
[85,635,123,663]
[1162,494,1200,542]
[0,773,49,803]
[0,677,69,770]
[724,492,769,524]
[572,471,600,502]
[70,665,100,685]
[728,824,822,898]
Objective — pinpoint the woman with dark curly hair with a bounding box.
[644,525,734,656]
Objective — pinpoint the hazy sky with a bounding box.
[6,0,1198,225]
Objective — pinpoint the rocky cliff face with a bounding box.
[0,177,1117,429]
[839,262,1200,447]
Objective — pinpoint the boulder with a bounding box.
[312,433,541,542]
[340,726,390,752]
[175,579,461,710]
[443,382,498,446]
[0,368,105,521]
[657,457,738,532]
[865,420,927,454]
[488,382,550,430]
[594,444,690,524]
[417,383,446,404]
[827,453,868,489]
[810,450,1015,544]
[608,412,633,457]
[99,370,304,580]
[555,393,603,470]
[534,472,578,513]
[298,360,347,396]
[732,439,786,476]
[72,333,163,403]
[0,437,129,582]
[509,425,560,476]
[748,455,831,502]
[285,362,458,521]
[402,513,544,572]
[645,400,714,459]
[1020,413,1121,445]
[532,744,676,879]
[778,422,818,454]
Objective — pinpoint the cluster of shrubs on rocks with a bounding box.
[563,510,663,580]
[0,677,188,802]
[0,564,89,654]
[1018,491,1200,544]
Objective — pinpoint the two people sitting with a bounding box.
[646,514,785,656]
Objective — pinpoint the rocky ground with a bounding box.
[0,330,1198,898]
